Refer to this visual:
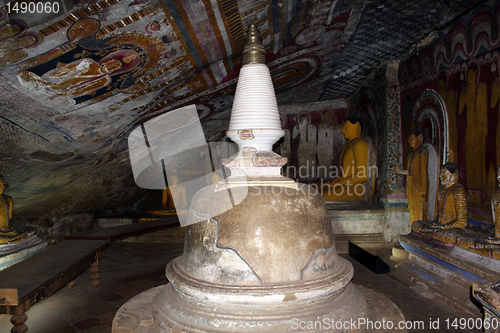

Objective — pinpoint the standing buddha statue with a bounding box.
[396,129,429,224]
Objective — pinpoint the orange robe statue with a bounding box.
[396,130,429,224]
[321,116,368,201]
[412,163,467,243]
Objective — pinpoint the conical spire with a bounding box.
[227,24,284,152]
[242,24,267,65]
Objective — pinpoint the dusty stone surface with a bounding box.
[113,283,405,332]
[184,184,334,284]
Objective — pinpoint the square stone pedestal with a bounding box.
[326,201,385,254]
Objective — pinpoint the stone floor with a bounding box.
[0,238,482,333]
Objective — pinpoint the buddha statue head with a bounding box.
[440,162,460,188]
[342,115,362,141]
[408,129,423,149]
[169,174,180,186]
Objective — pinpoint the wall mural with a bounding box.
[17,18,164,107]
[0,11,43,68]
[277,100,347,182]
[399,0,500,226]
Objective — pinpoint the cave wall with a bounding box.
[399,0,500,228]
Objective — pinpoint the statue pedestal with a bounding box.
[397,232,496,317]
[0,236,47,270]
[326,201,385,254]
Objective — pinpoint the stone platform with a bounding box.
[326,201,385,254]
[113,284,405,333]
[0,236,46,271]
[396,232,496,317]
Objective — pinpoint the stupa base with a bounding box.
[112,283,404,333]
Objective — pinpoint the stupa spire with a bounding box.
[242,23,266,65]
[227,24,284,152]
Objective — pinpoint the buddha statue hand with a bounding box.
[411,220,432,233]
[395,164,408,176]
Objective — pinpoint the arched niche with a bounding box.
[412,89,449,165]
[412,89,449,220]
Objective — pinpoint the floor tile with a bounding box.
[73,317,102,331]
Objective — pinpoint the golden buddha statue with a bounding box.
[321,116,369,201]
[412,162,467,243]
[153,174,188,215]
[0,176,34,244]
[396,129,429,224]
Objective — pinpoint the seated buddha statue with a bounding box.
[0,176,35,245]
[152,174,188,215]
[396,129,429,224]
[412,162,467,243]
[321,115,369,201]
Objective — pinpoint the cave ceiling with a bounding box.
[0,0,487,220]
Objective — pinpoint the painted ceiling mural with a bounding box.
[0,0,489,223]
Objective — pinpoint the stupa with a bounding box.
[113,24,404,333]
